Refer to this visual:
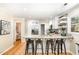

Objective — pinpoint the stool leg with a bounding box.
[41,42,44,55]
[63,42,66,55]
[57,42,60,55]
[46,41,49,55]
[45,42,47,54]
[26,42,29,55]
[51,41,53,54]
[54,42,57,55]
[35,42,37,55]
[25,41,28,55]
[32,41,34,55]
[61,43,63,54]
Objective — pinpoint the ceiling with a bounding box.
[0,3,77,19]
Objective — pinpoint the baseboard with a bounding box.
[0,44,14,55]
[67,50,75,55]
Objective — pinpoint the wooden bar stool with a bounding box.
[26,39,34,55]
[54,39,66,55]
[46,39,54,55]
[35,39,43,55]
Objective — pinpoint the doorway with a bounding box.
[16,23,21,42]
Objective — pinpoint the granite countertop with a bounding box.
[23,34,73,39]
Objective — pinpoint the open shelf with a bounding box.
[58,15,68,34]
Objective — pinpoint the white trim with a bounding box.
[0,44,14,55]
[67,50,75,55]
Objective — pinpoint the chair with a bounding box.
[35,39,43,55]
[54,39,66,55]
[46,39,54,55]
[25,39,34,55]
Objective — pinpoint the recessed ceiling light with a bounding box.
[64,3,68,6]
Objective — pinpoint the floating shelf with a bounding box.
[58,15,68,34]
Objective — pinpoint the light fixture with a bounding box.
[64,3,68,6]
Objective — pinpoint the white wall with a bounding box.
[67,6,79,54]
[0,10,25,54]
[52,17,59,29]
[0,17,14,54]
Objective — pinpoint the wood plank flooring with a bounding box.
[26,52,72,55]
[3,40,26,55]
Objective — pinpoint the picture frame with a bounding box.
[0,20,11,35]
[71,17,79,32]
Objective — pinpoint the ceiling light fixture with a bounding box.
[64,3,68,6]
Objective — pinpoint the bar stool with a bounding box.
[46,39,54,55]
[35,39,43,55]
[26,39,34,55]
[54,39,66,55]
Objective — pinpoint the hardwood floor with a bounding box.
[3,40,26,55]
[26,52,72,55]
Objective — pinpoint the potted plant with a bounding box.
[61,28,66,36]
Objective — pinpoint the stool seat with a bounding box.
[36,39,42,43]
